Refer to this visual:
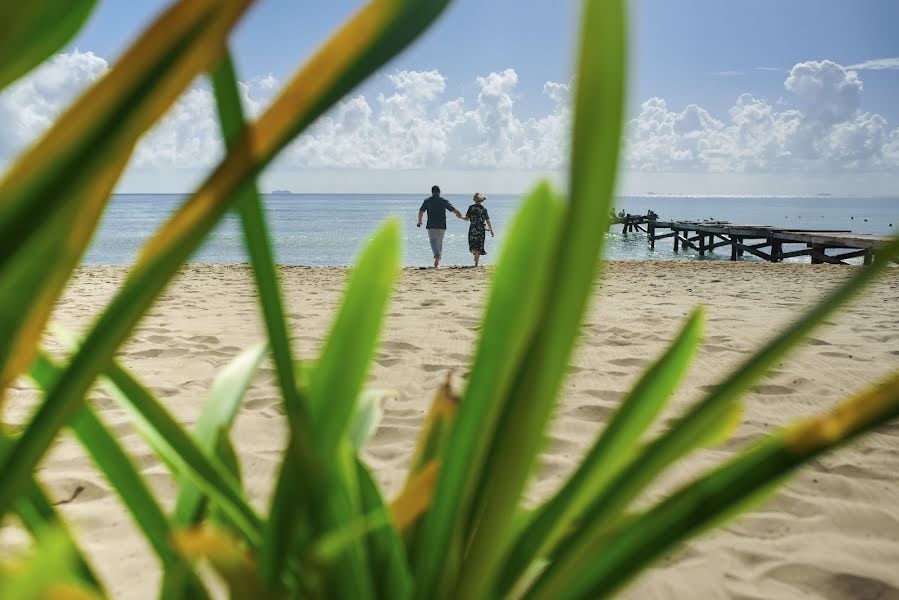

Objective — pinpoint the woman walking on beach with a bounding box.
[464,192,494,266]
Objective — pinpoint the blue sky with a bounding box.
[2,0,898,195]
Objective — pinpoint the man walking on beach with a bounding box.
[417,185,462,268]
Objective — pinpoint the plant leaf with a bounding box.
[172,525,263,598]
[535,233,899,592]
[0,0,252,395]
[441,0,628,596]
[29,352,208,598]
[0,527,99,600]
[391,461,441,533]
[356,458,413,600]
[530,371,899,600]
[208,52,306,472]
[348,389,391,451]
[309,220,399,456]
[173,341,268,526]
[46,331,262,546]
[498,308,703,592]
[412,182,565,598]
[0,1,98,92]
[1,431,103,594]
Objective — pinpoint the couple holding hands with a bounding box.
[416,185,495,268]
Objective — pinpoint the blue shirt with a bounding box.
[420,195,456,229]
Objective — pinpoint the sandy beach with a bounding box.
[4,261,899,599]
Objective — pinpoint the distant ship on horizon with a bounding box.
[270,189,293,195]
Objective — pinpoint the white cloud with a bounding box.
[1,52,897,189]
[625,59,899,173]
[0,50,107,155]
[280,67,571,171]
[846,57,899,71]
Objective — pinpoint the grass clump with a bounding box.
[0,0,897,598]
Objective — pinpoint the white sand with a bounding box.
[4,261,899,598]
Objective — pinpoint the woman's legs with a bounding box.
[472,250,480,266]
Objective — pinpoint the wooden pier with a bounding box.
[617,214,894,265]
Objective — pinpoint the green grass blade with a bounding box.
[348,389,389,452]
[173,341,268,526]
[263,221,399,588]
[356,459,413,600]
[46,331,262,545]
[208,53,305,456]
[14,487,104,594]
[0,527,93,599]
[29,353,208,598]
[99,360,263,545]
[412,182,565,598]
[537,235,899,578]
[1,430,104,594]
[0,1,97,92]
[309,220,399,456]
[0,0,252,393]
[317,445,378,600]
[0,0,452,558]
[287,215,402,600]
[498,308,703,592]
[530,372,899,600]
[442,2,628,596]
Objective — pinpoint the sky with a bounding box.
[2,0,899,196]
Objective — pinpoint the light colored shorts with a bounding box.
[427,228,446,258]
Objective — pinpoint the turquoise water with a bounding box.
[83,194,899,266]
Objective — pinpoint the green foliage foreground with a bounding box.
[1,0,898,598]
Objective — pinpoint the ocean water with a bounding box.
[83,194,899,267]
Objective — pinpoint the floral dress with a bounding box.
[466,203,489,255]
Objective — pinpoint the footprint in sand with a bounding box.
[188,335,220,345]
[751,384,794,396]
[381,341,420,352]
[573,404,614,422]
[608,357,649,367]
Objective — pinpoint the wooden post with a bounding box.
[810,243,823,264]
[699,234,706,256]
[772,240,783,263]
[649,221,656,250]
[737,237,744,257]
[730,236,738,261]
[863,250,874,265]
[673,228,680,252]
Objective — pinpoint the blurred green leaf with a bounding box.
[406,376,458,483]
[99,359,263,546]
[0,0,252,394]
[443,0,628,595]
[531,372,899,599]
[413,182,565,598]
[538,235,899,588]
[356,458,413,600]
[499,308,703,592]
[209,52,305,472]
[348,389,390,451]
[47,330,262,546]
[1,432,103,594]
[30,352,208,598]
[172,525,264,599]
[316,444,378,600]
[0,1,97,92]
[0,526,97,600]
[309,220,399,456]
[174,341,268,526]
